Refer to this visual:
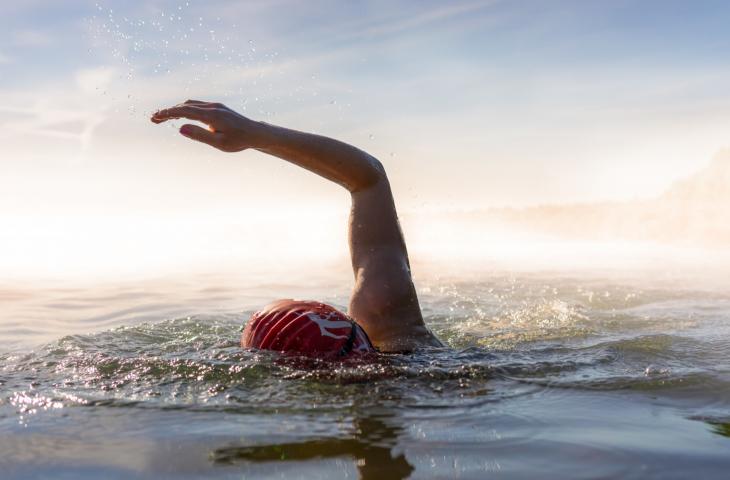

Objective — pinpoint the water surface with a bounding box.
[2,265,730,479]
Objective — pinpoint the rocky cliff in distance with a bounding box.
[654,149,730,244]
[453,150,730,247]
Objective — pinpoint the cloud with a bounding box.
[12,29,53,47]
[0,66,116,151]
[349,0,498,39]
[0,102,106,152]
[75,66,117,94]
[0,51,11,64]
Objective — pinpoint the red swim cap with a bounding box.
[241,299,375,358]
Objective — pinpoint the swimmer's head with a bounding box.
[241,299,375,359]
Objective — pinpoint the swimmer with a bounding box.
[151,101,443,357]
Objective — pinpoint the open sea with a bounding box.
[2,258,730,479]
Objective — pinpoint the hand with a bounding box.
[151,100,263,152]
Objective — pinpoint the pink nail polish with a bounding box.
[180,125,192,137]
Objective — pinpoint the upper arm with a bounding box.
[346,175,441,351]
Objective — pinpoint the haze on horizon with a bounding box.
[1,0,729,279]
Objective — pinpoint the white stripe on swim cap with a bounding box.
[306,312,351,340]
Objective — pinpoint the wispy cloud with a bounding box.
[0,103,106,152]
[0,66,115,151]
[75,66,116,94]
[192,0,501,58]
[12,29,53,47]
[348,0,497,40]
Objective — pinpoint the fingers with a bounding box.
[183,99,225,108]
[179,124,221,147]
[151,105,215,124]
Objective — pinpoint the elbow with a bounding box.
[349,155,387,193]
[364,156,387,187]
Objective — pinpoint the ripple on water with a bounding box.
[1,273,730,478]
[2,310,730,424]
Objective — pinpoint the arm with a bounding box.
[151,100,442,351]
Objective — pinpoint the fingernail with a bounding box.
[180,125,192,137]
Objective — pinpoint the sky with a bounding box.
[1,0,729,278]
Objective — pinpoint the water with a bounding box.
[2,264,730,479]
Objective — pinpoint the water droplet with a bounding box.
[368,134,375,140]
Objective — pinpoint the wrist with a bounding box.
[247,120,278,150]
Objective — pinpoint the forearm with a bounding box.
[151,102,384,192]
[252,122,385,192]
